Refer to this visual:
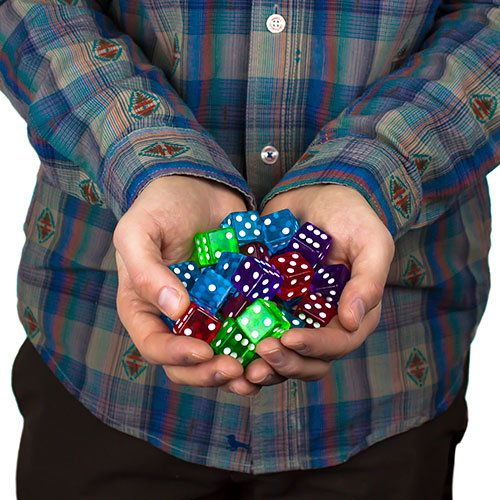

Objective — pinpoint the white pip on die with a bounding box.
[283,222,332,268]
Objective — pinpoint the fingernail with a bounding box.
[255,374,274,384]
[290,343,308,354]
[190,352,211,362]
[265,349,284,364]
[214,372,230,383]
[350,298,366,328]
[158,287,181,318]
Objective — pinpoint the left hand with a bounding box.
[236,184,395,390]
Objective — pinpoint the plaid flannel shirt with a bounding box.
[0,0,498,473]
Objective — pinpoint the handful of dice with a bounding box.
[161,210,351,368]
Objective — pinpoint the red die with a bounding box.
[270,251,314,300]
[239,242,271,263]
[220,293,251,319]
[294,292,337,328]
[173,301,221,343]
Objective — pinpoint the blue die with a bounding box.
[168,260,201,291]
[214,252,246,281]
[190,268,233,313]
[221,210,264,244]
[274,294,303,314]
[261,209,300,254]
[281,309,306,329]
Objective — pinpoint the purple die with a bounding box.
[231,256,284,301]
[284,222,332,267]
[220,292,251,319]
[311,264,351,306]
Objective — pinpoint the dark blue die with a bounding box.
[214,252,246,280]
[168,261,201,291]
[261,209,300,254]
[190,268,233,313]
[221,210,264,244]
[281,309,306,329]
[274,294,303,314]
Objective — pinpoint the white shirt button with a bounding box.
[261,145,279,164]
[266,14,286,34]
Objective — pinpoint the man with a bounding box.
[2,0,498,498]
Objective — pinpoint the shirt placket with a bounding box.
[246,0,308,473]
[245,1,295,206]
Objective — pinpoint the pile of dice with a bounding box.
[161,209,350,367]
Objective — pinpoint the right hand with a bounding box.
[113,175,262,396]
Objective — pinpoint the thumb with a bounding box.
[337,241,392,332]
[113,215,191,321]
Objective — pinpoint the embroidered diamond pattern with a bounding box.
[37,208,55,243]
[129,90,160,119]
[122,345,148,380]
[406,348,429,387]
[79,179,103,205]
[413,154,431,176]
[403,255,426,287]
[138,141,190,159]
[92,38,122,61]
[390,175,411,219]
[469,94,497,123]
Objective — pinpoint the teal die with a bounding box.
[236,299,291,343]
[210,318,259,367]
[194,227,239,266]
[281,309,306,329]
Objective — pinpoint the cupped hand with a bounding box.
[244,184,395,387]
[113,175,262,396]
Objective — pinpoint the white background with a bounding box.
[0,93,498,499]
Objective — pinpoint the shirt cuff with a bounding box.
[261,136,422,240]
[100,125,257,219]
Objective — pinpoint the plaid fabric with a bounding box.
[0,0,498,473]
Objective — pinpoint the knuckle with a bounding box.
[112,220,128,249]
[279,362,301,379]
[367,280,385,302]
[317,352,336,363]
[302,369,329,382]
[137,343,157,365]
[163,366,182,384]
[335,335,352,359]
[199,368,217,387]
[130,270,152,295]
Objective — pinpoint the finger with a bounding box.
[114,217,190,321]
[116,252,214,364]
[336,239,393,332]
[218,375,262,396]
[252,337,332,382]
[163,354,245,387]
[281,304,382,360]
[244,357,288,386]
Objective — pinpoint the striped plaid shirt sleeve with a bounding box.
[0,0,256,220]
[262,0,500,241]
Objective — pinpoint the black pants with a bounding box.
[12,337,469,500]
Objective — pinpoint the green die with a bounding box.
[236,299,291,344]
[194,227,239,266]
[210,318,259,367]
